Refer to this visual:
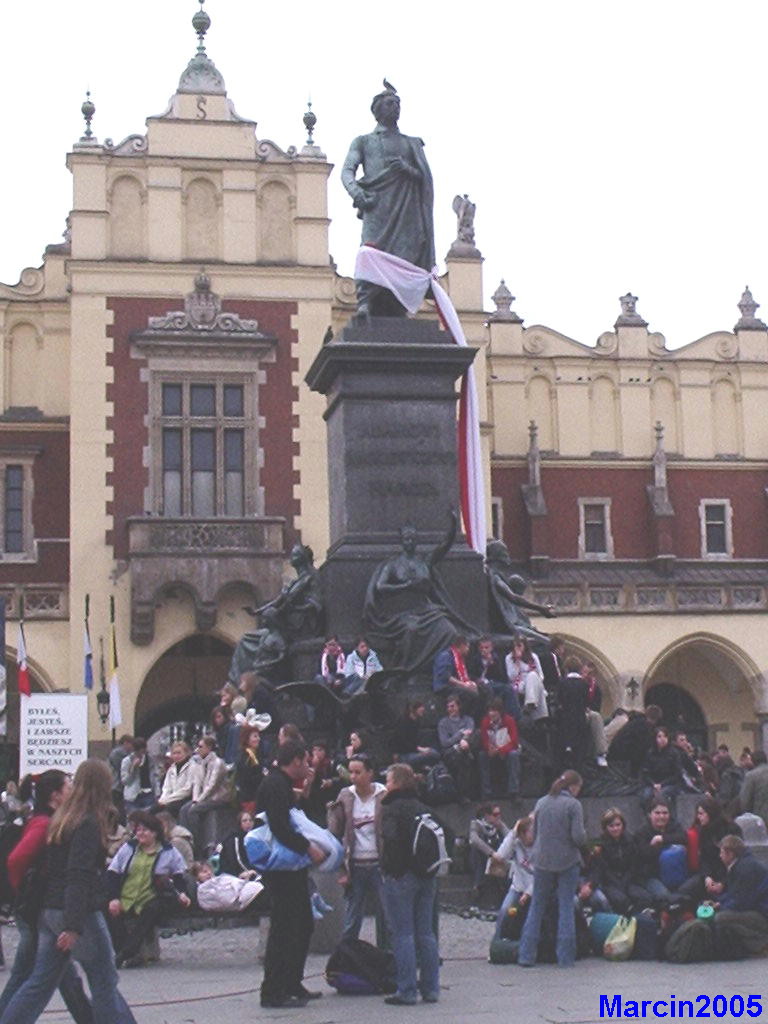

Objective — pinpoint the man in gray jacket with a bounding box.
[438,697,477,799]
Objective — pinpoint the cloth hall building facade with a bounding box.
[1,23,767,756]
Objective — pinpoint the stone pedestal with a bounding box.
[306,318,487,648]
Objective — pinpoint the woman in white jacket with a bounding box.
[155,742,195,819]
[493,815,535,939]
[179,736,232,854]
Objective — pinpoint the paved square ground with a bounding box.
[4,914,766,1023]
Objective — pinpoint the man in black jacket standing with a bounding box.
[257,740,326,1009]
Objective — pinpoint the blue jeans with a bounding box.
[0,918,93,1022]
[343,863,383,941]
[518,863,580,967]
[381,873,439,1003]
[478,750,520,797]
[494,886,524,940]
[0,910,136,1024]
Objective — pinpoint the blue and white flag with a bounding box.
[83,594,93,690]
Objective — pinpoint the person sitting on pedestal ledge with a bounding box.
[437,696,478,801]
[342,636,383,697]
[433,634,486,722]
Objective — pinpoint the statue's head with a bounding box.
[507,574,526,595]
[398,524,418,554]
[486,539,511,565]
[371,81,400,127]
[290,542,314,569]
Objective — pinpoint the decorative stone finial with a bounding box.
[80,90,96,141]
[299,98,326,159]
[192,0,211,54]
[734,285,767,331]
[447,194,481,259]
[489,279,523,323]
[178,0,226,95]
[614,292,648,329]
[303,100,317,145]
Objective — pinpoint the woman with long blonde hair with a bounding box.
[0,760,136,1024]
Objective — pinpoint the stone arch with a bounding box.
[643,632,765,749]
[526,374,556,452]
[711,376,740,456]
[650,375,679,453]
[109,175,146,258]
[258,180,294,263]
[134,631,234,740]
[589,375,619,453]
[184,177,220,261]
[5,321,42,410]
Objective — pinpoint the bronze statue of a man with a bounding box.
[341,81,435,318]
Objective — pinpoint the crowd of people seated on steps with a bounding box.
[1,629,760,977]
[97,630,763,862]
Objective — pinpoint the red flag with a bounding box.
[17,620,30,697]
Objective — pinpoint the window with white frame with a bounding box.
[578,498,613,559]
[700,500,732,558]
[152,377,257,517]
[0,454,35,560]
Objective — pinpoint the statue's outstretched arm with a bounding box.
[428,510,458,568]
[494,574,555,618]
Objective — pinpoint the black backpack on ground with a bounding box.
[325,938,397,995]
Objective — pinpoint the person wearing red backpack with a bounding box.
[380,763,440,1006]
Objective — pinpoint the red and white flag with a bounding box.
[17,619,30,697]
[354,246,487,555]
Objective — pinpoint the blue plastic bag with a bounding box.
[244,808,343,872]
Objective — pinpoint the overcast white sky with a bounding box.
[3,1,766,348]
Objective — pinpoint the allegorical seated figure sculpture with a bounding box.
[229,606,287,685]
[485,539,555,644]
[341,80,434,318]
[364,512,475,672]
[248,542,323,642]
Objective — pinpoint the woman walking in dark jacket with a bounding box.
[0,771,92,1021]
[0,759,136,1024]
[380,763,440,1006]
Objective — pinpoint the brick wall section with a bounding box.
[106,297,299,560]
[493,463,768,560]
[0,428,69,584]
[491,465,529,560]
[667,467,768,559]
